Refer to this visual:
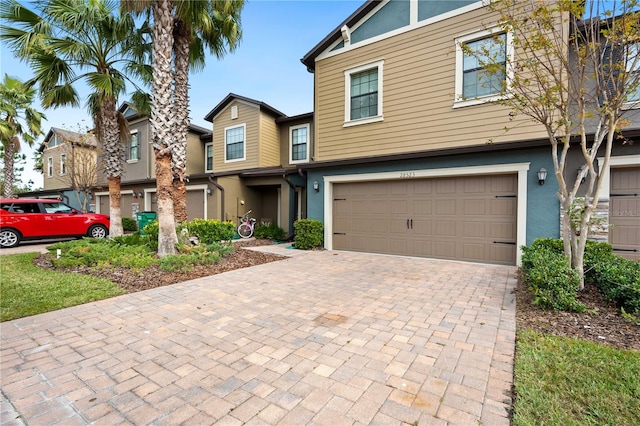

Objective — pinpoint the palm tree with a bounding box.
[0,74,45,198]
[121,0,180,256]
[171,0,243,221]
[122,0,242,255]
[1,0,150,236]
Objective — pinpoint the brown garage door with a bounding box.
[610,167,640,261]
[332,175,517,265]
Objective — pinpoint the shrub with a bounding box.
[254,223,286,241]
[583,241,614,284]
[293,219,323,250]
[521,242,585,312]
[142,220,159,250]
[593,256,640,314]
[49,239,156,271]
[185,219,235,244]
[122,217,138,232]
[159,242,233,271]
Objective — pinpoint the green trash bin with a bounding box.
[136,211,157,236]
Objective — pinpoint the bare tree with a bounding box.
[469,0,639,288]
[58,129,102,213]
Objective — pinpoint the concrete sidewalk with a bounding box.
[1,248,517,425]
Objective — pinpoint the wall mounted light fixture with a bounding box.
[206,187,212,196]
[138,191,144,198]
[577,168,587,184]
[537,168,547,186]
[313,181,320,192]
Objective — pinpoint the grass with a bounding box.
[0,253,125,322]
[513,330,640,425]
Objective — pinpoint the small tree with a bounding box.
[55,126,102,213]
[469,0,640,289]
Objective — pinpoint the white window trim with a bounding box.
[224,123,246,163]
[59,154,67,175]
[453,28,513,108]
[205,142,214,172]
[47,157,53,177]
[127,131,140,163]
[344,59,384,127]
[289,124,310,164]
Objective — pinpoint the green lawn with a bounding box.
[513,330,640,425]
[0,253,125,322]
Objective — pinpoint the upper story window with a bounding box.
[344,60,384,126]
[289,124,309,164]
[60,153,67,175]
[205,142,213,172]
[454,29,511,108]
[225,124,245,162]
[126,131,140,162]
[625,43,639,105]
[47,157,53,177]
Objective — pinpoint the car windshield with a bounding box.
[42,202,74,214]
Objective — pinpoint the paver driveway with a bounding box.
[1,247,517,425]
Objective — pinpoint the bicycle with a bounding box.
[237,210,257,238]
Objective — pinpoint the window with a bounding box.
[60,153,67,175]
[225,124,245,162]
[47,157,53,177]
[455,29,511,107]
[205,142,213,172]
[344,60,384,126]
[625,43,639,104]
[290,124,309,163]
[126,131,140,161]
[43,202,73,214]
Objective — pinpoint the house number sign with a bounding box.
[399,171,416,178]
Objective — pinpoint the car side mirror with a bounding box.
[71,209,78,214]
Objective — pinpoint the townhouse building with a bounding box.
[299,0,640,263]
[36,127,99,211]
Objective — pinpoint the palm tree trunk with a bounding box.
[171,20,190,223]
[3,137,17,198]
[101,98,124,237]
[108,177,122,236]
[151,0,178,256]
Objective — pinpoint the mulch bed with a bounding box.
[515,275,639,351]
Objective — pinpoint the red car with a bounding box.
[0,198,110,248]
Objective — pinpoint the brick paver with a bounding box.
[1,246,516,425]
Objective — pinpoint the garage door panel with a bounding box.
[491,198,517,216]
[490,222,516,239]
[436,200,456,215]
[464,199,487,215]
[463,222,487,238]
[435,240,456,257]
[332,174,517,264]
[463,243,486,261]
[610,167,640,261]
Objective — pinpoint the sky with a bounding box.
[0,0,364,189]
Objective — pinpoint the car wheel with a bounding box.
[88,224,108,239]
[0,228,21,248]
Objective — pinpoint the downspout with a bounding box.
[208,176,225,221]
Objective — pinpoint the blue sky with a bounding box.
[1,0,364,188]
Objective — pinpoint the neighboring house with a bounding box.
[35,127,99,211]
[94,103,213,222]
[299,0,640,264]
[203,94,310,235]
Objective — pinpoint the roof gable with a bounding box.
[302,0,481,71]
[204,93,287,122]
